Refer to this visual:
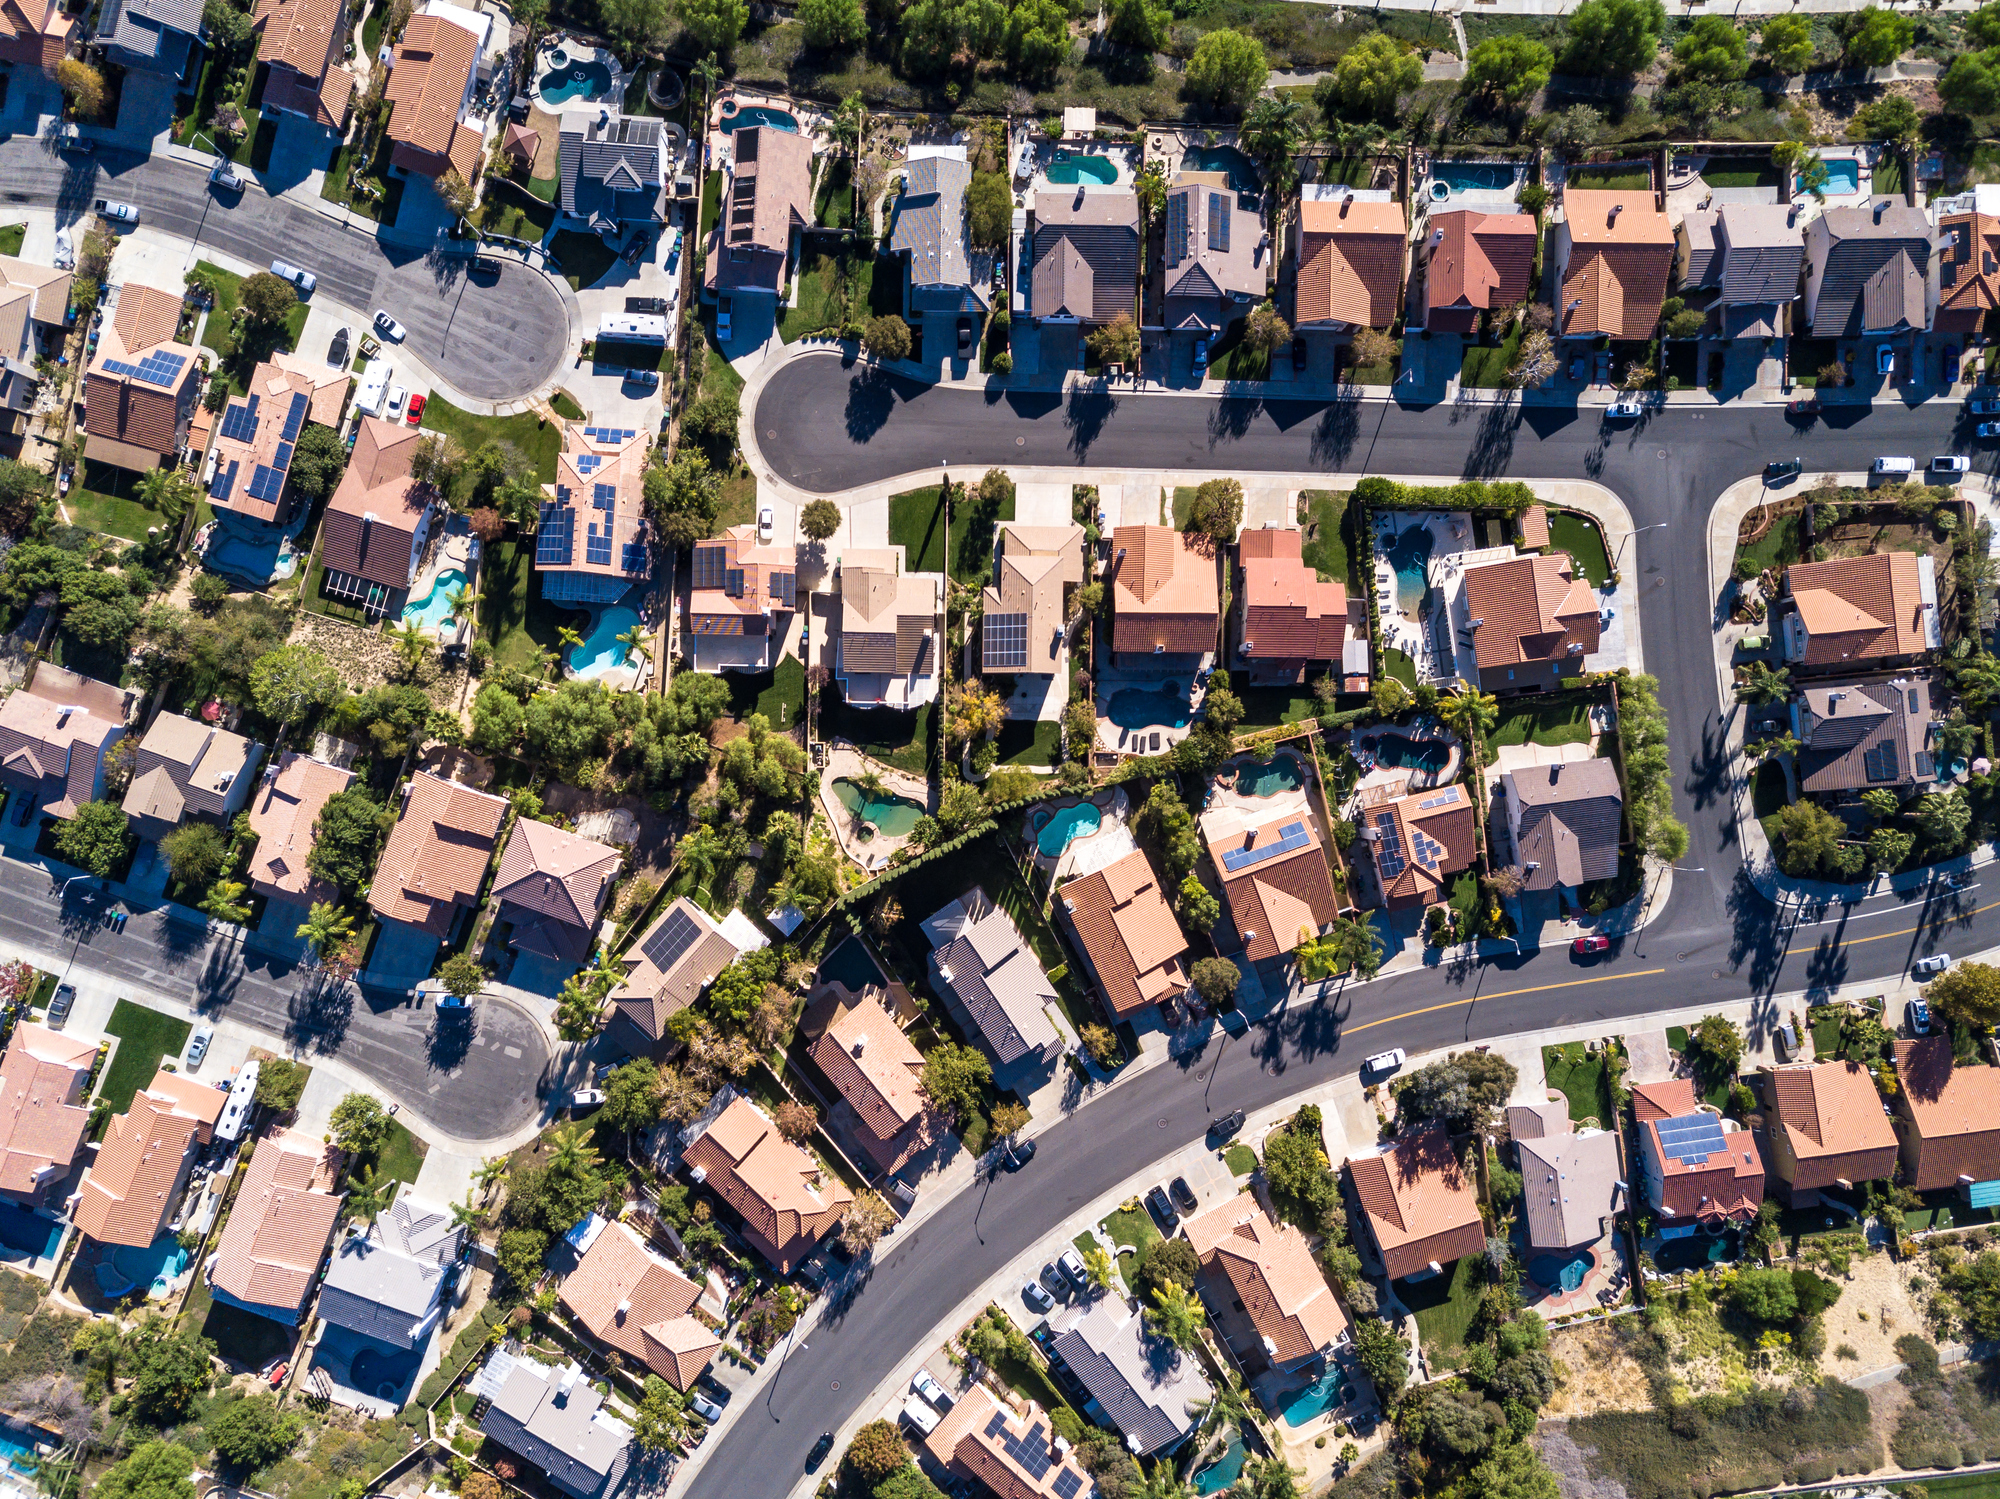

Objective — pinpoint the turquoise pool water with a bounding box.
[569,596,644,677]
[1237,754,1305,797]
[1036,801,1101,857]
[1183,145,1259,194]
[1383,526,1434,613]
[0,1203,61,1261]
[1806,158,1861,195]
[1193,1432,1246,1494]
[0,1422,46,1477]
[1278,1363,1353,1428]
[832,777,924,837]
[96,1235,189,1297]
[1370,732,1450,772]
[1104,682,1191,731]
[1530,1250,1592,1293]
[540,60,613,105]
[1434,161,1515,193]
[403,567,467,632]
[1047,153,1118,186]
[723,104,799,134]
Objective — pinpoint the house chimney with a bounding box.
[852,1034,868,1056]
[1876,199,1889,222]
[1607,203,1622,225]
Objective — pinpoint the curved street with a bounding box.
[678,357,2000,1497]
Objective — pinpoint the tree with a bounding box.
[1674,14,1746,79]
[1136,1237,1200,1302]
[238,271,299,327]
[968,170,1012,249]
[254,1057,309,1112]
[920,1042,992,1124]
[1145,1279,1205,1349]
[433,169,477,220]
[845,1421,909,1483]
[898,0,1005,74]
[1190,956,1240,1009]
[329,1092,392,1158]
[0,458,49,536]
[1185,28,1267,108]
[1868,826,1913,873]
[1727,1266,1798,1324]
[634,1376,691,1452]
[1919,790,1973,853]
[1563,0,1664,75]
[678,0,747,52]
[990,1100,1029,1139]
[1736,660,1791,706]
[437,952,485,1000]
[840,1190,898,1254]
[1467,1441,1562,1499]
[1440,685,1499,741]
[1944,48,2000,114]
[1465,35,1552,105]
[1775,798,1843,877]
[307,788,382,891]
[601,1059,661,1139]
[1108,0,1168,52]
[127,1323,216,1419]
[1397,1052,1517,1128]
[1927,961,2000,1027]
[1507,329,1558,389]
[1187,478,1242,541]
[1845,5,1912,65]
[1177,871,1220,933]
[1244,302,1290,359]
[644,448,724,550]
[203,0,252,50]
[208,1393,302,1471]
[1691,1013,1745,1077]
[1086,314,1141,369]
[875,1469,949,1499]
[1753,12,1813,70]
[249,643,342,725]
[1325,32,1420,120]
[53,800,130,879]
[160,822,227,887]
[1353,1316,1409,1398]
[1324,915,1386,979]
[800,498,842,542]
[863,315,912,361]
[1005,0,1071,81]
[94,1442,196,1499]
[55,58,104,118]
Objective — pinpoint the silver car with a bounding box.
[270,259,316,295]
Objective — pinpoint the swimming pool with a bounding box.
[96,1234,190,1298]
[1383,526,1434,614]
[1529,1248,1593,1293]
[1277,1362,1353,1427]
[1807,157,1861,195]
[1046,153,1118,186]
[819,935,886,993]
[349,1341,423,1399]
[722,104,799,133]
[1035,801,1101,857]
[1432,161,1516,194]
[0,1422,49,1478]
[403,567,467,632]
[1193,1431,1246,1494]
[1182,144,1259,195]
[1236,754,1305,797]
[569,596,644,677]
[1104,682,1191,731]
[540,59,613,106]
[1372,732,1450,772]
[205,528,292,584]
[0,1203,60,1261]
[831,777,925,837]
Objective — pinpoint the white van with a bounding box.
[901,1394,941,1435]
[353,364,391,418]
[1872,456,1916,474]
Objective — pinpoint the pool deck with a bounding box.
[706,88,828,174]
[1522,1228,1629,1323]
[1091,667,1207,759]
[1025,138,1141,201]
[1027,788,1134,881]
[1206,750,1311,818]
[1349,721,1462,797]
[530,37,623,115]
[817,743,932,872]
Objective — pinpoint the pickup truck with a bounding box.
[94,199,137,225]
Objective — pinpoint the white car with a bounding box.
[758,505,774,539]
[1878,344,1897,375]
[270,259,315,294]
[1608,397,1643,419]
[1915,954,1952,977]
[1932,455,1971,474]
[93,198,137,224]
[572,1088,606,1109]
[385,385,408,420]
[373,309,407,342]
[688,1392,724,1423]
[185,1025,213,1072]
[1362,1048,1406,1078]
[911,1370,953,1410]
[209,161,242,190]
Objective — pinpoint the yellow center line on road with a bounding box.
[1798,896,2000,947]
[1342,968,1669,1035]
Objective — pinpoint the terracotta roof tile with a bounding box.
[493,818,619,963]
[1182,1199,1347,1364]
[209,1125,343,1315]
[1108,526,1217,655]
[0,666,127,820]
[1642,1110,1764,1223]
[1765,1061,1898,1192]
[246,752,353,905]
[1462,553,1599,673]
[1425,208,1536,325]
[1201,801,1339,962]
[805,992,940,1174]
[1297,197,1405,327]
[680,1096,851,1273]
[320,418,430,591]
[1786,552,1933,665]
[0,1023,93,1196]
[1631,1078,1696,1122]
[560,1217,717,1389]
[1358,782,1478,909]
[1348,1129,1486,1279]
[85,286,197,459]
[385,13,477,161]
[981,524,1081,675]
[368,772,508,936]
[923,1382,1099,1499]
[1894,1039,2000,1191]
[1558,191,1674,339]
[209,357,350,525]
[1058,848,1187,1019]
[73,1069,219,1246]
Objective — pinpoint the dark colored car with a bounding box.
[1169,1177,1198,1213]
[471,254,501,274]
[328,327,350,366]
[1208,1108,1246,1143]
[1765,458,1802,483]
[957,315,975,360]
[695,1372,731,1404]
[621,229,652,265]
[1947,345,1962,384]
[1786,396,1821,416]
[806,1433,836,1473]
[1145,1185,1177,1232]
[1571,935,1611,956]
[1291,335,1307,372]
[1004,1138,1036,1171]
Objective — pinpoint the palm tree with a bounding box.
[691,52,721,111]
[533,645,559,683]
[449,1193,482,1233]
[831,92,865,164]
[345,1163,393,1225]
[1736,660,1792,706]
[201,880,251,925]
[547,1121,601,1176]
[554,974,606,1042]
[472,1155,508,1199]
[392,620,428,677]
[1144,1280,1206,1352]
[446,581,480,622]
[1240,94,1305,200]
[555,624,586,674]
[1328,915,1386,978]
[1439,684,1500,742]
[295,900,355,967]
[615,622,652,666]
[137,465,176,515]
[1133,1470,1195,1499]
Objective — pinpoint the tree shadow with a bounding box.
[1065,382,1116,460]
[286,968,354,1054]
[844,367,898,443]
[1725,866,1789,996]
[1459,398,1518,479]
[1204,395,1259,449]
[1309,388,1361,469]
[428,1006,476,1073]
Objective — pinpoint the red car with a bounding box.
[1571,936,1611,956]
[267,1363,287,1388]
[405,393,426,426]
[1787,397,1821,416]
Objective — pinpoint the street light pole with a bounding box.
[1613,521,1669,575]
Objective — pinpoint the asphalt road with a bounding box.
[0,844,552,1143]
[0,137,570,401]
[678,359,2000,1497]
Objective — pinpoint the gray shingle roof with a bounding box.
[475,1353,632,1499]
[1715,204,1805,305]
[97,0,201,67]
[1808,199,1936,337]
[559,112,664,228]
[1031,191,1140,324]
[1503,759,1622,892]
[924,893,1062,1066]
[1794,675,1937,794]
[1517,1129,1622,1250]
[891,156,973,295]
[1048,1297,1210,1457]
[318,1196,464,1350]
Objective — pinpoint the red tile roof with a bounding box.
[922,1383,1098,1499]
[1182,1198,1348,1365]
[1348,1129,1486,1280]
[1425,209,1536,329]
[1785,553,1934,665]
[73,1069,220,1246]
[208,1125,343,1314]
[1765,1061,1898,1193]
[560,1217,718,1390]
[368,772,508,936]
[1057,848,1187,1019]
[1108,526,1218,655]
[679,1096,851,1274]
[384,12,482,179]
[1894,1038,2000,1192]
[0,1023,94,1197]
[1558,191,1675,339]
[805,993,939,1176]
[1297,197,1405,328]
[1238,527,1345,667]
[1462,552,1600,680]
[246,752,354,905]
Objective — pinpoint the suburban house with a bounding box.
[206,355,349,532]
[1456,551,1601,693]
[1803,198,1939,340]
[367,772,509,968]
[72,1070,225,1246]
[1160,171,1265,334]
[1046,1294,1212,1459]
[980,523,1082,681]
[889,153,990,320]
[833,558,942,711]
[120,711,263,842]
[253,0,354,131]
[1761,1060,1900,1206]
[1791,676,1938,799]
[1348,1128,1485,1280]
[1235,527,1347,686]
[1028,190,1142,329]
[1418,208,1536,333]
[558,111,664,233]
[802,988,940,1177]
[1293,187,1405,332]
[1499,760,1623,898]
[246,752,355,913]
[1633,1078,1766,1230]
[921,1384,1098,1499]
[0,0,71,72]
[1935,204,2000,335]
[0,663,130,822]
[206,1126,344,1324]
[1674,203,1805,339]
[490,818,621,972]
[1107,525,1218,666]
[1200,798,1340,962]
[1181,1199,1348,1371]
[608,897,746,1059]
[1355,782,1478,911]
[1515,1121,1623,1252]
[536,422,649,606]
[560,1216,720,1390]
[922,890,1066,1086]
[1056,847,1188,1022]
[1551,190,1674,341]
[1507,1097,1570,1140]
[317,417,434,618]
[679,1092,852,1274]
[317,1195,466,1366]
[707,124,813,302]
[687,524,798,674]
[83,286,200,472]
[473,1352,632,1499]
[383,1,490,181]
[0,256,72,436]
[1781,553,1940,669]
[1892,1037,2000,1196]
[95,0,198,77]
[0,1023,96,1205]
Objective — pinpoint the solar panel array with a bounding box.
[770,571,796,608]
[1372,811,1406,880]
[1409,828,1446,871]
[1864,738,1902,783]
[724,567,745,597]
[102,350,188,387]
[537,501,575,565]
[620,540,648,574]
[218,394,261,443]
[585,522,613,567]
[245,463,285,504]
[1209,192,1230,253]
[982,1411,1054,1481]
[985,611,1028,669]
[1219,820,1310,873]
[594,482,617,506]
[211,459,238,501]
[1417,790,1458,811]
[576,453,602,476]
[279,391,308,442]
[691,545,726,590]
[581,426,636,444]
[641,905,701,973]
[1655,1113,1726,1167]
[1165,191,1188,266]
[1053,1471,1084,1499]
[273,440,294,472]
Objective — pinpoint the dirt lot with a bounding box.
[1544,1320,1657,1419]
[1815,1246,1928,1379]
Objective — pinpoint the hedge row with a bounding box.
[831,819,1000,910]
[1353,475,1538,520]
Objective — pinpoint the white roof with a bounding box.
[420,0,491,44]
[718,909,770,952]
[1062,107,1096,135]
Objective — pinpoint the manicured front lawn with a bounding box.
[472,180,556,243]
[1460,322,1525,388]
[1488,697,1592,749]
[779,248,882,344]
[195,260,311,393]
[1098,1203,1161,1296]
[1542,1041,1610,1124]
[419,395,562,485]
[1548,509,1613,587]
[0,224,24,256]
[374,1117,427,1192]
[1299,488,1355,588]
[551,229,620,292]
[1225,1144,1257,1176]
[815,157,853,229]
[478,538,585,675]
[1406,1253,1483,1365]
[887,484,1014,583]
[99,1000,194,1116]
[1735,510,1803,578]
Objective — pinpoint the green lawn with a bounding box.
[887,484,1014,583]
[1406,1253,1483,1364]
[1099,1204,1161,1296]
[815,157,853,229]
[373,1117,427,1192]
[1460,322,1526,388]
[1666,1024,1689,1054]
[818,697,932,777]
[1548,509,1613,587]
[993,719,1062,767]
[1235,686,1323,730]
[551,390,586,421]
[472,179,556,243]
[725,656,807,731]
[551,229,620,292]
[1225,1144,1257,1177]
[303,544,370,626]
[98,1000,194,1115]
[780,248,895,344]
[1701,156,1781,189]
[419,395,562,486]
[1447,868,1478,923]
[1299,489,1354,589]
[1383,648,1417,688]
[194,260,310,393]
[478,538,585,675]
[1488,697,1592,749]
[1542,1041,1610,1124]
[1735,511,1802,578]
[1565,166,1653,191]
[66,462,168,543]
[0,224,24,256]
[1810,1012,1843,1059]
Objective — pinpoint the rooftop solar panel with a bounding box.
[984,612,1028,669]
[279,390,309,442]
[641,905,701,974]
[245,464,284,503]
[594,482,616,506]
[1053,1471,1084,1499]
[577,454,601,475]
[1219,820,1310,874]
[585,524,613,567]
[218,396,260,444]
[210,459,237,501]
[620,540,648,574]
[771,571,795,609]
[536,502,575,566]
[101,358,138,379]
[272,439,294,473]
[691,544,726,591]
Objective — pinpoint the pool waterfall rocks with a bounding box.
[817,744,933,872]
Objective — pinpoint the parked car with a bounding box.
[1193,337,1208,374]
[1947,345,1962,383]
[1786,396,1821,417]
[372,309,407,341]
[1208,1108,1246,1143]
[621,229,653,265]
[209,161,242,190]
[328,327,350,366]
[1292,335,1308,372]
[1144,1185,1177,1232]
[1932,455,1971,474]
[1908,997,1934,1034]
[624,367,660,389]
[806,1434,836,1473]
[901,1395,941,1435]
[385,385,408,420]
[1022,1278,1054,1313]
[93,199,137,224]
[1774,1023,1799,1061]
[1003,1138,1036,1171]
[267,1363,287,1389]
[957,315,975,360]
[716,300,732,342]
[912,1370,953,1410]
[571,1087,606,1109]
[405,393,426,426]
[695,1372,731,1405]
[1362,1048,1406,1078]
[1608,397,1643,420]
[471,254,501,274]
[689,1392,724,1423]
[1971,396,2000,415]
[1915,954,1953,978]
[1039,1262,1066,1297]
[270,259,316,295]
[758,505,775,539]
[1169,1177,1198,1213]
[45,984,73,1028]
[1873,456,1916,473]
[1056,1248,1089,1289]
[185,1025,213,1072]
[1571,935,1611,956]
[1979,422,2000,439]
[1878,344,1897,375]
[1765,458,1802,482]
